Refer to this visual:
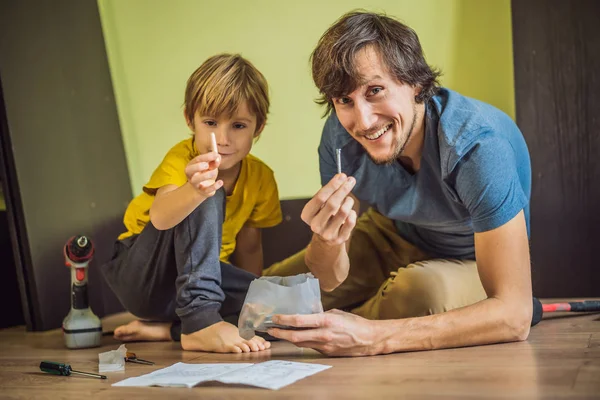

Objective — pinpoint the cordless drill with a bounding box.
[62,235,102,349]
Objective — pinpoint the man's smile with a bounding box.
[364,122,392,141]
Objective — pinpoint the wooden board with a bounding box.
[1,302,599,399]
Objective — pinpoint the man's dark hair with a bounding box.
[311,10,441,116]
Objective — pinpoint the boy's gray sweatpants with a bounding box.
[101,189,256,338]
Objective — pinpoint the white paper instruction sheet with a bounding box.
[113,360,331,390]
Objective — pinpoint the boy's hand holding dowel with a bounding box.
[185,132,222,197]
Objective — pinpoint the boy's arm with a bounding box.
[150,183,207,230]
[150,151,221,230]
[231,224,263,276]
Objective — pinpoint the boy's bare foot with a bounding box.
[181,321,271,353]
[114,320,172,342]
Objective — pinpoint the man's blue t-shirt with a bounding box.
[318,88,531,260]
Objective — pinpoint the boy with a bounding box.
[102,54,282,353]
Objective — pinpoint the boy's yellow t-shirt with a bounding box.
[119,138,282,262]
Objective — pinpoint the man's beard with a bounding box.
[367,102,418,166]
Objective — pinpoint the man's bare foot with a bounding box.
[114,320,172,342]
[180,321,271,353]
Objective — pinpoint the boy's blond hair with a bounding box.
[184,54,269,134]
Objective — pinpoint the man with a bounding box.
[264,11,533,356]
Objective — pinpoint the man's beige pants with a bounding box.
[263,208,488,320]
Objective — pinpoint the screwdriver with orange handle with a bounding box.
[40,361,106,379]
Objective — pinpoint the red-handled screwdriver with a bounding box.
[532,298,600,326]
[40,361,106,379]
[542,300,600,313]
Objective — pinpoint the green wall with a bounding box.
[98,0,514,199]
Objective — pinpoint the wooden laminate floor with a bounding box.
[1,302,599,399]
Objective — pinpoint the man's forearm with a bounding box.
[305,234,349,291]
[371,297,532,354]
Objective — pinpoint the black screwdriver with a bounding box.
[40,361,107,379]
